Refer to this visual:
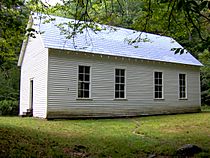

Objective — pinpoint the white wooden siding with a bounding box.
[19,34,48,118]
[47,49,201,118]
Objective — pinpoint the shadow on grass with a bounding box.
[0,123,152,158]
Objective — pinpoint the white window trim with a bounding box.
[114,67,127,100]
[153,70,164,100]
[178,73,188,100]
[76,65,92,100]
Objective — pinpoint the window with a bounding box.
[154,71,163,99]
[78,66,90,98]
[179,73,187,99]
[115,69,125,99]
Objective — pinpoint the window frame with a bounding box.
[77,65,92,99]
[153,71,164,100]
[178,73,187,100]
[114,68,127,100]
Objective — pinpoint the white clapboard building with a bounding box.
[18,13,202,118]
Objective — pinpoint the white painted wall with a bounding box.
[47,49,201,118]
[19,34,48,118]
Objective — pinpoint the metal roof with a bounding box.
[32,13,202,66]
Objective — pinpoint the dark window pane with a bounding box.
[84,90,89,98]
[155,86,159,92]
[180,88,182,93]
[180,74,184,80]
[157,79,160,85]
[78,83,82,89]
[159,73,161,78]
[181,79,184,85]
[159,86,162,92]
[121,77,125,83]
[154,79,157,84]
[116,69,119,76]
[84,83,89,90]
[156,86,159,92]
[79,66,84,73]
[85,66,90,73]
[78,90,81,97]
[79,82,85,89]
[81,82,85,89]
[120,76,122,83]
[120,91,124,98]
[85,74,89,81]
[155,72,158,78]
[159,72,162,78]
[115,84,119,91]
[79,74,84,81]
[115,91,119,98]
[155,92,159,98]
[120,84,124,91]
[121,70,125,76]
[159,92,162,98]
[180,92,183,98]
[159,79,162,85]
[78,90,83,98]
[183,80,185,86]
[159,72,162,79]
[116,76,119,83]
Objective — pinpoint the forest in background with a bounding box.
[0,0,210,115]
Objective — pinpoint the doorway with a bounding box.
[29,79,34,110]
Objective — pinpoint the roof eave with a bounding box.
[48,47,203,67]
[17,14,33,67]
[18,38,28,66]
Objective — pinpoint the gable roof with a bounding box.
[18,13,202,66]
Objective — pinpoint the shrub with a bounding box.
[201,104,210,111]
[0,100,19,116]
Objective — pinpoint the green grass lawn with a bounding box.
[0,111,210,158]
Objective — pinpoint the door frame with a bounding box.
[29,79,34,110]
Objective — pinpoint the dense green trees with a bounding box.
[199,50,210,105]
[0,0,28,63]
[0,0,29,114]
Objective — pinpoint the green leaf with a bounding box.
[26,28,35,32]
[177,0,184,10]
[175,48,181,54]
[188,0,199,8]
[199,1,208,11]
[180,49,184,54]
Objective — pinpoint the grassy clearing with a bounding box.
[0,111,210,157]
